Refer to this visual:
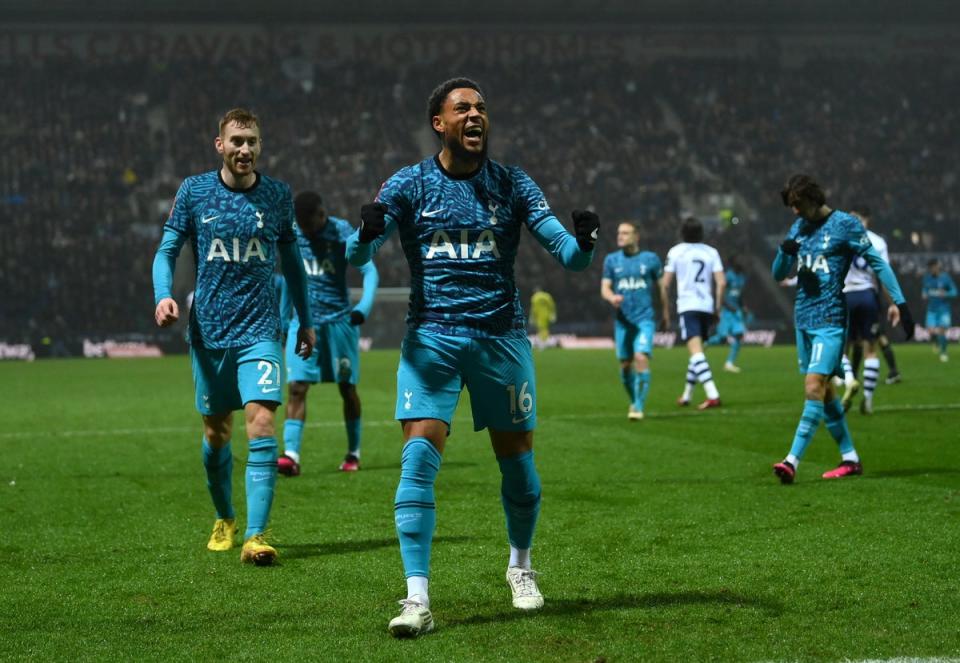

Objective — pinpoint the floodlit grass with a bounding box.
[1,345,958,661]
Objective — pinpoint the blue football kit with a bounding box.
[922,272,956,329]
[602,249,662,359]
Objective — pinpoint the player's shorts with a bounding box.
[845,290,880,341]
[715,308,746,339]
[190,340,283,415]
[614,318,656,360]
[795,327,846,377]
[396,330,536,433]
[285,317,359,385]
[679,311,714,342]
[925,309,952,329]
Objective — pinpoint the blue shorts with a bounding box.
[396,330,536,432]
[679,311,714,342]
[715,308,746,339]
[925,309,952,329]
[614,319,655,360]
[795,327,846,377]
[190,340,283,415]
[285,317,359,385]
[846,290,880,341]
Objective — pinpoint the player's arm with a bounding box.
[658,272,673,329]
[861,245,914,338]
[528,213,596,271]
[278,239,316,358]
[152,181,194,328]
[945,275,958,299]
[350,260,380,325]
[152,226,187,327]
[772,237,799,281]
[346,174,408,266]
[516,169,595,271]
[601,278,622,308]
[278,276,293,331]
[713,269,726,317]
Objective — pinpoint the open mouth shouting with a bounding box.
[463,123,485,149]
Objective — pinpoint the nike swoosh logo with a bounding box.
[201,215,219,224]
[511,415,532,424]
[590,228,599,240]
[260,387,280,394]
[421,209,445,218]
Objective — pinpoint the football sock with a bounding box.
[691,352,719,399]
[497,450,542,551]
[244,436,278,538]
[395,437,441,579]
[282,418,304,463]
[202,438,234,520]
[620,365,635,402]
[823,398,856,457]
[881,342,898,373]
[509,546,531,570]
[682,358,695,400]
[788,399,824,461]
[852,343,864,376]
[939,334,948,354]
[862,357,880,405]
[727,337,741,365]
[841,355,855,386]
[406,576,429,604]
[634,370,651,411]
[345,417,361,456]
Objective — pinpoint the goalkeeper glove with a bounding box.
[359,203,387,243]
[571,209,600,252]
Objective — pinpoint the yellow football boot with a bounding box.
[206,518,237,552]
[240,533,277,566]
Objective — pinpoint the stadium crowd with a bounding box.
[1,44,956,344]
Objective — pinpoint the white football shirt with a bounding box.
[843,229,888,293]
[664,242,724,313]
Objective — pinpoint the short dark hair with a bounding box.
[850,204,871,218]
[294,191,323,224]
[681,217,703,243]
[780,174,826,208]
[427,77,484,137]
[928,258,940,268]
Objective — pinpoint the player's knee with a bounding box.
[287,381,309,401]
[338,382,357,399]
[245,404,277,438]
[202,415,232,445]
[803,375,827,401]
[634,353,649,371]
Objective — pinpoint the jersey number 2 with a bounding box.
[693,259,706,283]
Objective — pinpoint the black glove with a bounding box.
[571,209,600,252]
[780,238,800,256]
[349,310,365,326]
[897,302,915,340]
[359,203,387,243]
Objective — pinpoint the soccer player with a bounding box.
[771,175,914,484]
[346,78,599,638]
[839,206,899,414]
[922,258,957,362]
[529,287,556,350]
[152,108,316,565]
[277,191,379,476]
[601,221,666,420]
[660,217,724,410]
[707,255,748,373]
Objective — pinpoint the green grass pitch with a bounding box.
[2,345,958,662]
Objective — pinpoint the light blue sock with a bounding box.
[823,399,855,455]
[788,400,824,461]
[706,332,723,346]
[727,337,742,364]
[202,438,234,520]
[345,417,361,456]
[244,437,278,539]
[634,371,651,411]
[282,419,304,457]
[497,450,542,550]
[395,438,441,578]
[620,366,635,402]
